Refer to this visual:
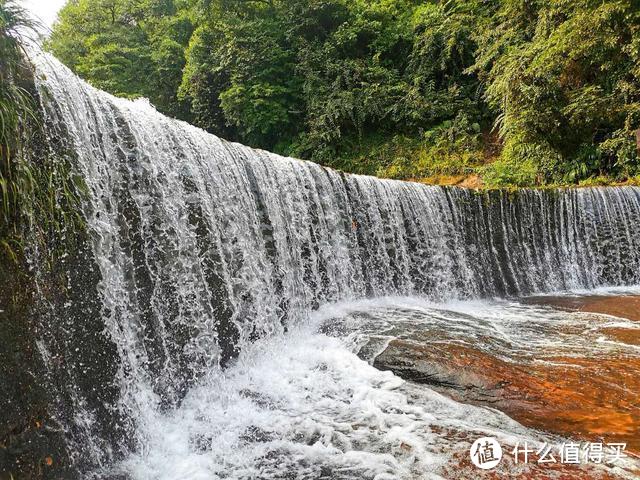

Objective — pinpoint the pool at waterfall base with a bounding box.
[101,292,640,479]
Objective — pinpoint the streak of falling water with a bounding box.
[26,49,640,474]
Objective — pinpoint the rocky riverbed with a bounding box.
[367,294,640,477]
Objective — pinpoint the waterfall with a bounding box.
[25,51,640,474]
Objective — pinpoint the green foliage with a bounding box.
[0,0,34,146]
[47,0,194,118]
[480,136,547,187]
[474,0,640,185]
[1,0,85,262]
[1,0,38,235]
[48,0,640,187]
[376,113,485,180]
[291,0,488,164]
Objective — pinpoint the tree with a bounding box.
[47,0,193,119]
[474,0,640,183]
[48,0,640,185]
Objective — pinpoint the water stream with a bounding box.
[24,50,640,478]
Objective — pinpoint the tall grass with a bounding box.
[0,0,84,266]
[1,0,40,240]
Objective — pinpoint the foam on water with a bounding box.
[109,301,539,480]
[107,296,640,479]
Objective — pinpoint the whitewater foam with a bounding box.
[109,301,542,480]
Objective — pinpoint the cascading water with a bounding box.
[23,50,640,478]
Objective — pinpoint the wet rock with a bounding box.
[374,297,640,455]
[523,294,640,322]
[0,257,73,479]
[240,425,275,443]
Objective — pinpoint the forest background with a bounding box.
[45,0,640,187]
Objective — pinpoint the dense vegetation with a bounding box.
[1,0,82,258]
[1,0,37,248]
[47,0,640,187]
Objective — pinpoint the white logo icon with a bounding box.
[470,437,502,469]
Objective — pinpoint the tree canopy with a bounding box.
[47,0,640,186]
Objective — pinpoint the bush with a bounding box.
[376,114,485,180]
[1,0,38,233]
[47,0,640,187]
[480,136,550,187]
[1,0,83,259]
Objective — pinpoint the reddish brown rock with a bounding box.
[523,295,640,322]
[374,295,640,477]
